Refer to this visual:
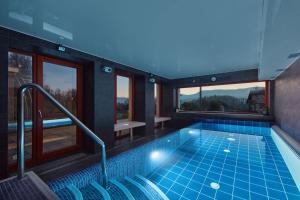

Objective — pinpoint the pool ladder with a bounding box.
[16,83,108,188]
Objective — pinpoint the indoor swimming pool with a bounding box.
[49,121,300,200]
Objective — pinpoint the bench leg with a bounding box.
[162,121,164,129]
[130,128,133,141]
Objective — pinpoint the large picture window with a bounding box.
[116,74,132,122]
[179,87,201,111]
[178,82,267,114]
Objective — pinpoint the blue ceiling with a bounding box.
[1,0,299,79]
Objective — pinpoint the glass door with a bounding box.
[7,51,34,166]
[36,56,82,161]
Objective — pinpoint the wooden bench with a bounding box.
[114,121,146,141]
[155,117,171,129]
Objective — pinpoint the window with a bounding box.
[8,51,33,164]
[178,82,267,114]
[154,83,161,116]
[41,60,79,153]
[116,75,132,122]
[179,87,201,111]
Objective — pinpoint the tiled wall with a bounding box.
[200,119,271,136]
[48,127,195,192]
[274,58,300,143]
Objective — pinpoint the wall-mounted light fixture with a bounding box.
[211,76,217,82]
[57,44,66,52]
[149,74,155,83]
[102,66,112,73]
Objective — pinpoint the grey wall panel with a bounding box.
[274,58,300,143]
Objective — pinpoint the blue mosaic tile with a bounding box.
[49,121,299,200]
[147,129,299,200]
[200,119,272,136]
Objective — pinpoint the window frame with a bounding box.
[177,80,269,114]
[114,71,134,123]
[154,82,162,117]
[7,49,84,171]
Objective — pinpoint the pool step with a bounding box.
[107,180,134,200]
[80,181,110,200]
[122,177,152,200]
[56,185,83,200]
[54,175,168,200]
[133,175,169,200]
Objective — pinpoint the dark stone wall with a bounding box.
[274,58,300,143]
[93,61,115,148]
[171,69,258,88]
[0,31,9,179]
[133,76,155,136]
[83,61,115,151]
[160,83,175,116]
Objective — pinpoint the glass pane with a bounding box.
[42,62,77,153]
[116,76,130,122]
[201,82,266,113]
[179,87,200,111]
[8,52,33,164]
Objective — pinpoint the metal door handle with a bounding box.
[38,110,43,119]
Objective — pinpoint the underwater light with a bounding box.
[188,129,201,136]
[224,149,230,153]
[150,151,160,160]
[210,182,220,190]
[227,137,236,141]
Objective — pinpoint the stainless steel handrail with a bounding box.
[17,83,108,188]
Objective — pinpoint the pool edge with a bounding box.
[271,125,300,192]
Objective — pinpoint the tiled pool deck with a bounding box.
[148,130,300,200]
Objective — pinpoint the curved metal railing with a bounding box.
[17,83,108,188]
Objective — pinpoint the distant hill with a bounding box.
[117,97,128,104]
[180,87,264,103]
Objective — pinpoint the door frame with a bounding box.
[8,52,83,172]
[35,55,83,162]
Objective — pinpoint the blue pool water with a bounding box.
[49,121,300,200]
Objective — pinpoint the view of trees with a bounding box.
[8,52,33,123]
[179,84,266,113]
[43,85,77,119]
[180,95,248,112]
[117,98,129,120]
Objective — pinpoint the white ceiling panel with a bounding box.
[0,0,264,79]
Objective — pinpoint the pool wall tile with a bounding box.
[200,119,272,136]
